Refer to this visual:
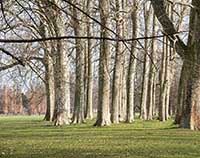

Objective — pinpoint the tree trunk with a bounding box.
[71,0,85,124]
[165,39,171,121]
[111,0,124,124]
[52,1,71,126]
[159,36,167,121]
[179,57,200,129]
[119,61,127,121]
[94,0,111,126]
[179,0,200,129]
[44,53,55,121]
[140,3,152,120]
[158,3,171,121]
[53,44,71,126]
[126,0,139,123]
[38,1,59,122]
[85,0,94,120]
[175,64,186,124]
[147,14,158,120]
[119,0,128,122]
[164,4,173,121]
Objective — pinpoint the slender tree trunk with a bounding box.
[165,39,171,120]
[159,4,172,121]
[175,64,186,124]
[159,36,167,121]
[38,15,50,120]
[140,3,152,120]
[119,62,127,121]
[111,0,124,124]
[85,0,94,120]
[119,0,128,122]
[84,33,88,119]
[71,0,85,124]
[126,0,139,123]
[44,53,55,121]
[38,12,55,122]
[147,14,158,120]
[94,0,111,126]
[164,4,173,120]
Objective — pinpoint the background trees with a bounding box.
[1,0,198,130]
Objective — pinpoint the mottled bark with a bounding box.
[53,43,71,126]
[175,64,186,124]
[71,0,85,124]
[180,0,200,129]
[111,0,124,124]
[126,1,139,123]
[94,0,111,126]
[51,1,71,126]
[152,0,200,130]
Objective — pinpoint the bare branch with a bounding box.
[151,0,188,58]
[0,31,187,43]
[0,48,25,66]
[0,61,19,71]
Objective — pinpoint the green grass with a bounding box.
[0,116,200,158]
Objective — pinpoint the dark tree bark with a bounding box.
[151,0,200,130]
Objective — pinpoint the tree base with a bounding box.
[93,119,111,127]
[54,113,70,126]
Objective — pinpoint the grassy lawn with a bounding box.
[0,116,200,158]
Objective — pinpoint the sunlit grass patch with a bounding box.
[0,116,199,158]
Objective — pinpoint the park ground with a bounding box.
[0,116,200,158]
